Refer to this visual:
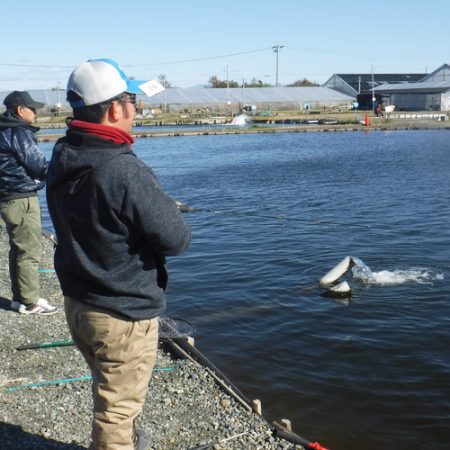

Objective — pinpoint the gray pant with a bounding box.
[0,197,42,305]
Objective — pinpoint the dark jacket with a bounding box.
[46,129,191,320]
[0,110,47,200]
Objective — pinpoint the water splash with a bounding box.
[350,257,375,282]
[369,269,444,285]
[351,256,444,286]
[230,113,252,126]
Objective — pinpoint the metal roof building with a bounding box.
[373,64,450,111]
[323,72,426,109]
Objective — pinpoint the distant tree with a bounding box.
[246,77,272,87]
[158,74,171,88]
[287,78,320,87]
[208,75,223,88]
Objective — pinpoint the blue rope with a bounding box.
[4,367,177,393]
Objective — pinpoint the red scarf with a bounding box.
[69,120,134,145]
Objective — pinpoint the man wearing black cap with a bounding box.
[0,90,58,315]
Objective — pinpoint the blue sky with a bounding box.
[1,0,448,91]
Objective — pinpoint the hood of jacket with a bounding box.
[47,128,134,194]
[0,110,39,131]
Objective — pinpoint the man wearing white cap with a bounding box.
[46,59,191,450]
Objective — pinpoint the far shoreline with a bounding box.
[37,119,450,142]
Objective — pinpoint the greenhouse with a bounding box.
[0,86,354,115]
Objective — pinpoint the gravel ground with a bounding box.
[0,225,305,450]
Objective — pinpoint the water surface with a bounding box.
[39,130,450,450]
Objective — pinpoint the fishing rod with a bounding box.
[165,323,330,450]
[272,421,330,450]
[179,204,371,229]
[4,368,178,393]
[17,339,74,350]
[17,317,194,351]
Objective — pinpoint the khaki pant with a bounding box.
[0,197,42,305]
[64,296,158,450]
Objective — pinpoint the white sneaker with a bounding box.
[18,298,58,315]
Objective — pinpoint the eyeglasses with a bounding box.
[119,94,137,108]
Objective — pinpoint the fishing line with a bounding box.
[180,205,371,229]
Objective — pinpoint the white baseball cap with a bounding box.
[67,58,164,108]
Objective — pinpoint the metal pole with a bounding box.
[56,82,60,112]
[272,43,284,87]
[226,65,230,115]
[226,65,229,91]
[371,64,375,112]
[276,49,279,86]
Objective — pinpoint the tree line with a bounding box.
[158,74,319,88]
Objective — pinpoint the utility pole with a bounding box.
[272,43,284,87]
[225,65,229,91]
[51,82,62,116]
[225,65,231,116]
[371,64,375,112]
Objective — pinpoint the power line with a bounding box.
[0,45,446,71]
[0,47,274,70]
[288,46,449,58]
[125,47,273,67]
[0,63,73,68]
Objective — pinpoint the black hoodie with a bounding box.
[46,129,191,320]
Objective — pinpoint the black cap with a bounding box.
[3,91,45,110]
